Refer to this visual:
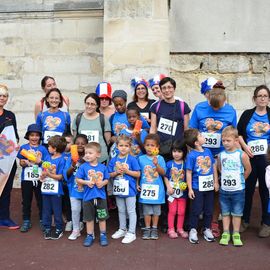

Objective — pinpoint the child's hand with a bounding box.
[21,159,30,167]
[167,187,174,195]
[214,182,219,192]
[152,156,158,166]
[188,189,195,200]
[40,171,47,182]
[87,180,95,188]
[35,157,42,165]
[137,185,141,192]
[96,180,104,189]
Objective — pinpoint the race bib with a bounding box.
[221,171,242,191]
[248,139,267,155]
[43,131,62,144]
[41,177,59,194]
[157,117,177,136]
[81,130,99,143]
[198,174,214,191]
[140,183,159,200]
[169,181,183,198]
[202,132,221,148]
[113,178,129,196]
[24,166,41,181]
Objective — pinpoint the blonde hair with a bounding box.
[0,84,8,96]
[222,126,238,139]
[116,134,132,146]
[209,88,226,109]
[85,142,101,153]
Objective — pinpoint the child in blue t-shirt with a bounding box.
[17,124,49,232]
[63,134,88,240]
[76,142,110,247]
[184,128,219,244]
[108,134,141,244]
[138,134,166,240]
[40,135,67,240]
[164,140,188,239]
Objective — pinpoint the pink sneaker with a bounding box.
[177,229,188,239]
[168,229,178,239]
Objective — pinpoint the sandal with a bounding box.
[211,222,220,238]
[168,229,178,239]
[178,229,188,239]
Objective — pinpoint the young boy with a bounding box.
[76,142,110,247]
[138,134,166,240]
[184,128,219,244]
[218,126,251,246]
[17,124,49,232]
[40,135,67,240]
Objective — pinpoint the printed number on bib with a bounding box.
[202,132,221,148]
[170,182,183,198]
[44,131,62,144]
[113,178,129,196]
[140,184,159,200]
[41,178,59,194]
[81,130,99,143]
[199,174,214,191]
[248,139,267,155]
[157,117,177,136]
[24,167,41,181]
[221,171,241,191]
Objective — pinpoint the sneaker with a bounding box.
[142,228,151,240]
[240,221,249,233]
[232,232,243,246]
[79,222,84,232]
[150,228,159,240]
[68,230,81,240]
[84,234,94,247]
[258,223,270,238]
[203,228,215,242]
[100,233,109,246]
[168,229,178,239]
[219,232,230,246]
[211,222,220,238]
[39,220,45,232]
[44,229,51,240]
[122,232,136,244]
[0,218,19,230]
[112,229,126,239]
[20,220,32,233]
[177,229,188,239]
[189,228,199,244]
[51,229,63,240]
[65,221,72,232]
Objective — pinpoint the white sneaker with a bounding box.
[79,222,84,231]
[68,231,81,240]
[65,221,72,232]
[111,229,126,239]
[122,232,136,244]
[189,228,199,244]
[203,228,215,242]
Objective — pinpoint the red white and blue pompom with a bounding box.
[95,82,112,99]
[148,74,166,88]
[131,77,149,90]
[200,77,218,95]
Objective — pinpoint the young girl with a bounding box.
[164,140,188,239]
[36,88,71,146]
[64,134,88,240]
[120,108,148,158]
[17,124,49,232]
[108,135,141,244]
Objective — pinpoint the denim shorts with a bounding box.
[143,204,161,216]
[219,189,245,216]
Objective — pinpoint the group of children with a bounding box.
[17,105,252,248]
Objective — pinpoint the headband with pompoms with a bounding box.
[131,77,149,90]
[200,77,218,95]
[149,74,166,88]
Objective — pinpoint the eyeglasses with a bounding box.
[136,87,146,91]
[85,102,97,107]
[256,95,269,99]
[161,85,174,91]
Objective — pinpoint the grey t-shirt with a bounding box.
[72,113,111,163]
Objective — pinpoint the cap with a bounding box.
[112,90,127,101]
[95,82,112,99]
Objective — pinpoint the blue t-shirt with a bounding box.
[246,112,270,143]
[110,112,149,136]
[119,128,148,157]
[36,110,71,144]
[108,154,140,198]
[189,101,237,156]
[185,148,215,190]
[138,154,166,204]
[150,100,191,143]
[17,144,49,181]
[75,162,109,202]
[166,160,187,199]
[41,154,66,196]
[63,156,85,199]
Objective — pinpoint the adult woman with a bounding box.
[128,78,155,123]
[34,76,70,119]
[36,88,71,145]
[0,84,20,229]
[237,85,270,237]
[72,93,111,164]
[95,82,115,118]
[148,74,166,100]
